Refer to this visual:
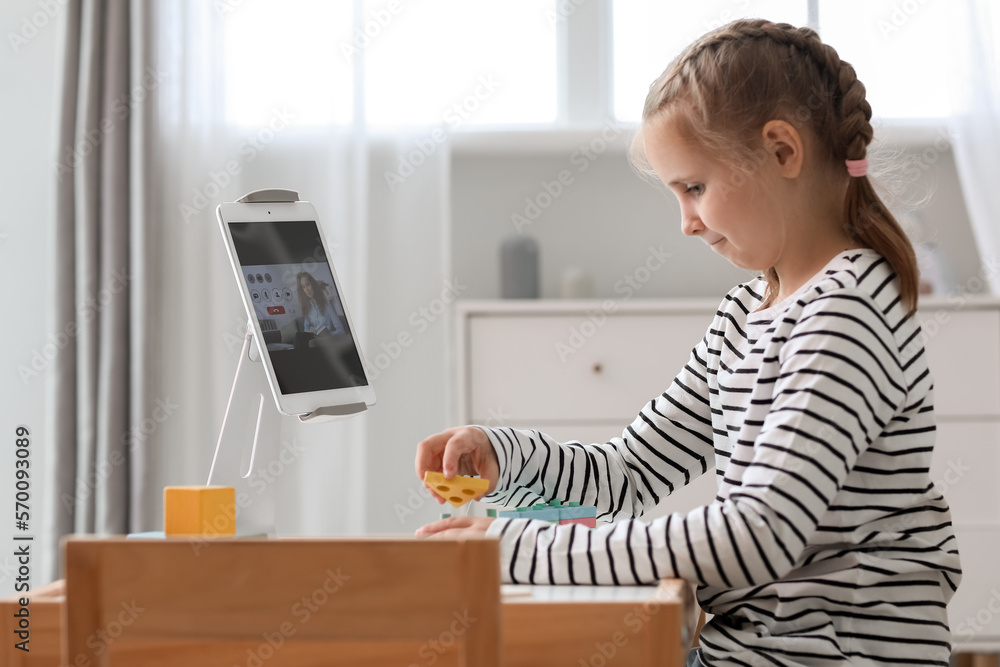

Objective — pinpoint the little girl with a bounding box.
[415,19,960,666]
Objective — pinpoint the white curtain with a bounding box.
[139,1,454,536]
[951,0,1000,292]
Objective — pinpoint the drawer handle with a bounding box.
[592,363,603,374]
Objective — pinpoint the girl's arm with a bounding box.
[479,330,717,520]
[302,311,314,334]
[487,294,906,586]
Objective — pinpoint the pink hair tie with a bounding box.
[846,158,869,178]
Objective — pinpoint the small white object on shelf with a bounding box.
[559,267,594,298]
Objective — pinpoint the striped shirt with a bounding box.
[481,249,961,666]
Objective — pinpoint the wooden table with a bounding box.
[1,537,696,667]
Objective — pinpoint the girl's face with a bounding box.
[643,116,787,272]
[300,276,315,299]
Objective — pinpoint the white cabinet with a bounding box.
[918,303,1000,651]
[457,297,1000,651]
[921,308,1000,417]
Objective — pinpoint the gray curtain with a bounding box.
[49,0,153,571]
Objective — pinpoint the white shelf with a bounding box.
[458,295,1000,313]
[451,125,637,155]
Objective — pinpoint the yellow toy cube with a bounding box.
[164,486,236,536]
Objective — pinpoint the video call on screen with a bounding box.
[229,221,367,394]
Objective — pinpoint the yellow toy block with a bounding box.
[424,472,490,508]
[164,486,236,536]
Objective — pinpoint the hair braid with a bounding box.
[824,47,874,161]
[680,20,876,162]
[779,27,874,161]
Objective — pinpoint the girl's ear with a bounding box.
[761,120,804,179]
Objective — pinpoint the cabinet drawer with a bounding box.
[467,314,708,423]
[932,422,1000,528]
[920,309,1000,416]
[948,528,1000,649]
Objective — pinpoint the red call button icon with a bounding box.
[266,306,286,315]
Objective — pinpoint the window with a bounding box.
[613,0,957,123]
[818,0,955,119]
[613,0,808,123]
[222,1,964,129]
[364,0,557,126]
[223,0,353,126]
[223,0,557,127]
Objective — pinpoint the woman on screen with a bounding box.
[295,271,345,348]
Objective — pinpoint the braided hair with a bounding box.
[630,18,918,312]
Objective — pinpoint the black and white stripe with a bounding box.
[481,249,961,666]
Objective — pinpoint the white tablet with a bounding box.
[217,197,376,416]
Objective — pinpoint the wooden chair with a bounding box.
[63,536,500,667]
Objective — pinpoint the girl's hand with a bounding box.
[415,515,496,539]
[415,426,500,504]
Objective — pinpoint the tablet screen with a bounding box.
[227,220,368,394]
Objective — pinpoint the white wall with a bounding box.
[452,143,748,300]
[0,0,62,584]
[450,133,982,302]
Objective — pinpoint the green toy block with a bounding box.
[497,507,527,518]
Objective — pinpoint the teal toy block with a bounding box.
[559,504,597,520]
[497,500,597,523]
[525,506,562,521]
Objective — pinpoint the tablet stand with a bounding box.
[206,325,282,536]
[206,188,368,536]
